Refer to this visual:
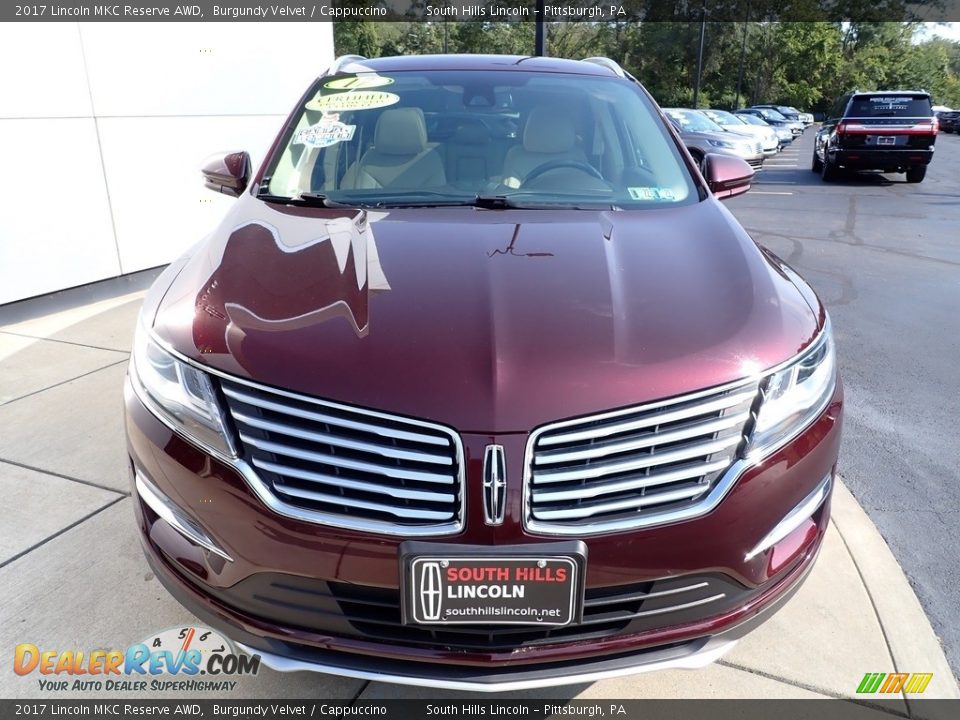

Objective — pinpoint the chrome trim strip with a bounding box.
[482,444,507,526]
[534,484,710,521]
[534,411,751,465]
[239,434,454,485]
[272,483,454,522]
[581,56,627,78]
[222,386,450,447]
[578,594,727,625]
[584,581,710,607]
[745,473,833,561]
[532,459,730,503]
[533,435,741,484]
[231,410,453,465]
[135,336,468,537]
[236,638,737,693]
[537,389,757,447]
[134,470,233,562]
[253,459,456,504]
[523,319,836,536]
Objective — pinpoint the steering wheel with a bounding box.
[522,160,604,185]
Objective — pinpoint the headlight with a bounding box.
[130,323,236,457]
[708,139,735,148]
[747,320,837,459]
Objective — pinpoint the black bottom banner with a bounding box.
[2,700,958,720]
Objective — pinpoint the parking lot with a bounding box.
[729,128,960,673]
[1,126,958,701]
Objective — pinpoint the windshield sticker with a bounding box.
[306,90,400,113]
[293,121,356,148]
[628,187,677,201]
[324,75,394,90]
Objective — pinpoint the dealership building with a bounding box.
[0,22,334,305]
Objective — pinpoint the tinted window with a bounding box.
[264,69,698,209]
[848,95,932,118]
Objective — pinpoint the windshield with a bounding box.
[262,69,697,209]
[758,108,788,122]
[663,108,725,134]
[849,95,932,118]
[702,109,739,125]
[738,114,768,126]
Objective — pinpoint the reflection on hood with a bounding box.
[193,210,390,358]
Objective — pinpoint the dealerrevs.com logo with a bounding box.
[13,626,260,693]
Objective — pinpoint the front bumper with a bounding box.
[125,376,842,690]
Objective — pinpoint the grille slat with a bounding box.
[532,459,730,503]
[534,484,710,521]
[222,385,452,447]
[253,459,457,504]
[239,433,455,485]
[233,410,454,465]
[537,388,757,447]
[533,434,742,484]
[534,411,751,465]
[527,382,760,533]
[221,379,464,534]
[272,482,454,521]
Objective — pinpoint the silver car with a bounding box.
[700,109,780,156]
[736,111,795,145]
[662,108,765,171]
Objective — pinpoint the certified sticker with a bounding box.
[628,186,676,201]
[293,121,356,148]
[306,90,400,113]
[324,75,394,90]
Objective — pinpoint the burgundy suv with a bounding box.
[125,54,842,691]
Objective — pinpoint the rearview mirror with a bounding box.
[201,151,251,197]
[704,154,754,200]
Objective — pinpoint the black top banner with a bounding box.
[4,0,960,23]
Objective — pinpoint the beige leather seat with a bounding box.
[502,107,587,188]
[342,108,446,189]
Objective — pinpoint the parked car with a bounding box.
[663,108,765,170]
[936,109,959,133]
[125,53,842,692]
[752,104,811,125]
[736,111,795,146]
[739,108,804,136]
[814,90,938,182]
[701,109,780,155]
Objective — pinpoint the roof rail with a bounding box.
[327,54,368,76]
[581,57,626,78]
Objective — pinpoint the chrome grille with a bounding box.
[220,379,464,535]
[525,381,760,534]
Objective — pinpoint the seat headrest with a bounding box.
[374,108,428,156]
[523,107,576,154]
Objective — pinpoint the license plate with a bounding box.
[877,136,896,145]
[400,541,586,627]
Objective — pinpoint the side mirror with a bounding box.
[201,151,251,197]
[704,153,754,200]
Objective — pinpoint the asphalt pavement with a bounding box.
[728,127,960,674]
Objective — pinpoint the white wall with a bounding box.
[0,22,334,305]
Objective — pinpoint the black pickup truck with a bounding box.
[813,91,938,183]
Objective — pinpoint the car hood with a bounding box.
[153,197,820,433]
[681,129,749,146]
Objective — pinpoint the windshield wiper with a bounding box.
[474,194,617,210]
[255,191,348,207]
